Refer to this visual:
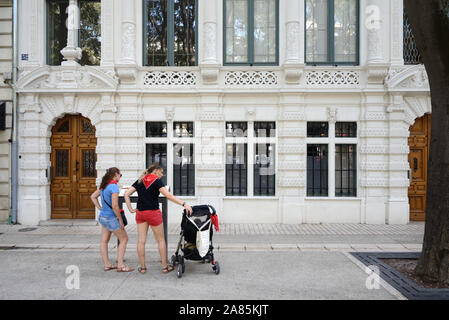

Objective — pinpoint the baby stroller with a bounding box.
[170,204,220,278]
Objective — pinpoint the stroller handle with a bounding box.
[183,204,217,216]
[207,205,216,215]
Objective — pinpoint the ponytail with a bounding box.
[100,167,120,190]
[138,163,163,183]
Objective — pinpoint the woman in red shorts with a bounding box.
[124,163,193,274]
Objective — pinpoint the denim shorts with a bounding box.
[99,215,120,231]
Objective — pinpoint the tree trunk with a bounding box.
[404,0,449,284]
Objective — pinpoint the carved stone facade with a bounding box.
[14,0,431,225]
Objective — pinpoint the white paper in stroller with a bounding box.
[187,216,211,258]
[196,222,210,258]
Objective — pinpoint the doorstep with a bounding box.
[39,219,98,227]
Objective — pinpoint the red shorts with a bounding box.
[136,209,163,226]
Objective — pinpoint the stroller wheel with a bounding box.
[212,261,220,275]
[177,264,183,278]
[171,254,177,265]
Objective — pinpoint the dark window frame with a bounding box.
[146,121,168,137]
[226,143,248,196]
[223,0,279,66]
[46,0,101,66]
[145,143,168,185]
[253,143,276,196]
[173,143,195,196]
[143,0,199,67]
[335,144,357,197]
[173,121,194,137]
[307,144,329,197]
[304,0,360,66]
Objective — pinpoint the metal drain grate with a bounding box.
[18,227,37,232]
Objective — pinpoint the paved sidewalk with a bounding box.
[0,222,425,300]
[0,222,425,252]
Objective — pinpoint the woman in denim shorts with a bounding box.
[91,167,134,272]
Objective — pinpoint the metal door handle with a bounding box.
[413,157,418,172]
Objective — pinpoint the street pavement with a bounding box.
[0,222,425,300]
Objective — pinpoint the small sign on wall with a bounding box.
[21,54,28,61]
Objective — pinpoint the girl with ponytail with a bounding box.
[124,163,193,274]
[91,167,134,273]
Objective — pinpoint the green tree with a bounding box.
[404,0,449,285]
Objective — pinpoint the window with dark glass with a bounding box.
[144,0,197,66]
[254,143,275,196]
[226,144,248,196]
[335,122,357,138]
[307,122,329,137]
[173,122,194,137]
[146,122,167,137]
[224,0,279,65]
[305,0,359,65]
[146,144,167,185]
[173,144,195,196]
[335,144,356,197]
[254,122,276,137]
[79,0,101,66]
[47,0,101,66]
[226,122,248,137]
[307,144,328,197]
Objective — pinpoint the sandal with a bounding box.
[117,266,134,273]
[138,267,147,274]
[103,265,117,271]
[162,265,174,273]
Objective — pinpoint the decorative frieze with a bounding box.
[305,70,360,86]
[143,71,198,86]
[224,71,278,86]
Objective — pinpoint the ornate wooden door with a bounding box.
[408,114,431,221]
[50,115,97,219]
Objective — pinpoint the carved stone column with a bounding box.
[366,0,389,85]
[116,0,137,83]
[283,0,304,84]
[199,0,219,84]
[61,0,82,66]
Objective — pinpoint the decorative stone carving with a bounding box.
[203,22,217,63]
[286,21,301,63]
[121,22,136,63]
[327,107,337,124]
[143,71,198,86]
[386,65,429,91]
[16,67,118,91]
[165,106,175,121]
[61,0,82,66]
[305,70,360,86]
[224,71,278,86]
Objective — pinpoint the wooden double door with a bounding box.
[50,114,97,219]
[408,114,431,221]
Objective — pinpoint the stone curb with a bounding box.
[0,243,421,252]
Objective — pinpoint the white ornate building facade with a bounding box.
[14,0,431,226]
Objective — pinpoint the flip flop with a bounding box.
[117,266,134,273]
[162,265,174,273]
[103,265,117,271]
[138,267,147,274]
